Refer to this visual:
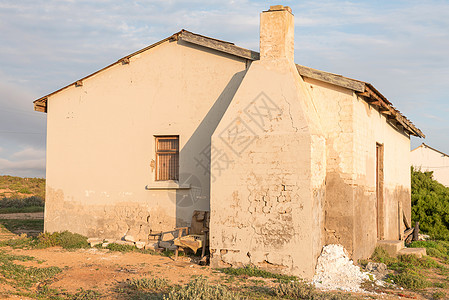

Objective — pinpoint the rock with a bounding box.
[135,241,146,249]
[87,237,101,243]
[312,244,370,293]
[90,241,102,247]
[102,242,110,248]
[124,235,135,242]
[144,242,159,251]
[87,238,103,247]
[114,240,135,246]
[366,262,387,273]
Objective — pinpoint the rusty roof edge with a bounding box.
[364,83,424,138]
[295,64,424,138]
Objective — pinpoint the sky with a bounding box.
[0,0,448,178]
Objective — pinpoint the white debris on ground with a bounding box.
[312,244,371,293]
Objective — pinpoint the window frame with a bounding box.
[155,135,179,181]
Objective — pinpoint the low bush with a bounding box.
[219,265,297,282]
[389,270,429,290]
[35,231,89,249]
[106,243,136,252]
[411,168,449,240]
[166,276,240,300]
[127,277,170,292]
[0,250,61,288]
[275,280,350,300]
[0,196,44,209]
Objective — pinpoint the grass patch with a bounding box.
[370,246,445,290]
[219,265,297,282]
[0,250,61,288]
[166,276,240,300]
[36,231,89,249]
[0,175,45,199]
[0,206,44,214]
[275,280,351,299]
[409,240,449,260]
[106,243,136,252]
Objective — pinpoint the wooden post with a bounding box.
[413,222,419,241]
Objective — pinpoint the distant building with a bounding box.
[34,6,424,278]
[411,143,449,187]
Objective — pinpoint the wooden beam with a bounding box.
[356,91,370,98]
[179,31,260,61]
[365,86,424,137]
[297,65,365,92]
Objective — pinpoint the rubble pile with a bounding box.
[312,244,370,293]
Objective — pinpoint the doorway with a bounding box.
[376,143,384,240]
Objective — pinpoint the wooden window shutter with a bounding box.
[155,136,179,181]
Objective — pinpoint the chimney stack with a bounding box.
[260,5,294,61]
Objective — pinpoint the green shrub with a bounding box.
[409,240,449,259]
[17,188,32,194]
[106,243,136,252]
[35,231,89,249]
[275,280,350,299]
[370,247,396,265]
[0,196,44,208]
[432,291,446,299]
[127,277,170,292]
[165,276,240,300]
[389,270,428,290]
[68,288,102,299]
[219,265,297,282]
[411,168,449,240]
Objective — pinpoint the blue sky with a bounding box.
[0,0,448,178]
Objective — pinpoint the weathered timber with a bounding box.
[297,64,365,92]
[179,30,260,61]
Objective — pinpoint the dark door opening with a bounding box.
[376,143,384,240]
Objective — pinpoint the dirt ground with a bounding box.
[0,213,433,299]
[0,212,44,220]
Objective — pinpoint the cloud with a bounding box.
[0,0,448,175]
[10,147,46,160]
[0,157,45,178]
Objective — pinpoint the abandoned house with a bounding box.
[33,6,424,278]
[411,143,449,187]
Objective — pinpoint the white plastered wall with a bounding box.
[45,40,247,239]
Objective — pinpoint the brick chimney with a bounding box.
[260,5,294,61]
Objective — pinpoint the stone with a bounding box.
[366,262,387,273]
[144,242,159,251]
[124,235,135,242]
[87,238,103,247]
[135,241,146,249]
[89,241,102,247]
[102,242,110,248]
[87,237,101,243]
[114,240,135,246]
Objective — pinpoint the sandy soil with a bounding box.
[7,247,224,298]
[0,213,432,299]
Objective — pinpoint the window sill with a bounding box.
[145,181,191,190]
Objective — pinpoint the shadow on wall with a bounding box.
[174,69,248,227]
